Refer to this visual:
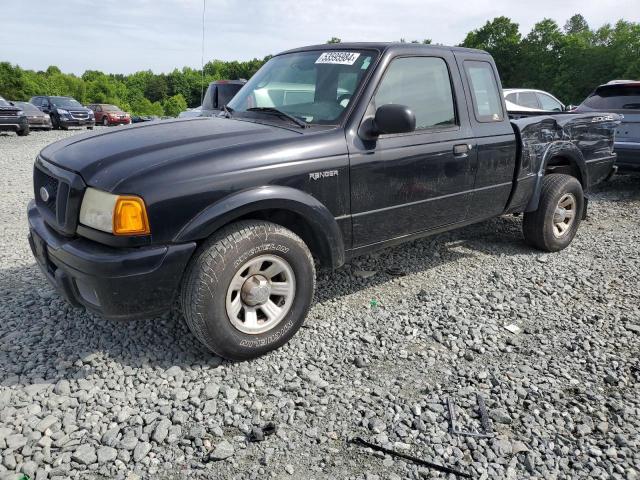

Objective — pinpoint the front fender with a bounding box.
[174,185,345,268]
[525,141,588,212]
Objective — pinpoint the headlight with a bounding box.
[16,110,24,116]
[57,108,69,115]
[88,110,94,117]
[79,188,150,235]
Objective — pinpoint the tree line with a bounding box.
[0,58,268,117]
[1,14,638,115]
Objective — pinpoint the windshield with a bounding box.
[15,102,40,113]
[227,50,377,125]
[582,85,640,111]
[51,97,83,108]
[102,105,120,111]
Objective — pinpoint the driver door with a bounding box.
[348,53,477,247]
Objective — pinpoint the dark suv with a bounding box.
[201,80,246,116]
[575,80,640,171]
[0,95,29,136]
[30,96,95,130]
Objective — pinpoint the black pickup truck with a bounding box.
[27,43,620,360]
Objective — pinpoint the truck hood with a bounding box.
[40,117,300,191]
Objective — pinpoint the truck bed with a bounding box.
[506,112,621,213]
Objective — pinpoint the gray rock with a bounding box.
[490,408,512,425]
[209,440,234,461]
[36,415,58,432]
[71,444,97,465]
[133,441,152,462]
[152,418,172,443]
[97,446,117,463]
[54,379,71,395]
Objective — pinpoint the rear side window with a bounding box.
[583,85,640,111]
[537,93,563,111]
[464,61,504,122]
[517,92,540,109]
[374,56,456,130]
[217,84,243,107]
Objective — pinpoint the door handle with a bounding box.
[453,144,471,157]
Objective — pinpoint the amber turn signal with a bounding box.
[113,196,150,235]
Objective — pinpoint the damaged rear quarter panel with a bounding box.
[508,113,621,212]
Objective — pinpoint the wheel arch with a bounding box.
[174,186,345,269]
[525,142,588,212]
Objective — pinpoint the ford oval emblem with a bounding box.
[39,186,50,202]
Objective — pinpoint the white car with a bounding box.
[503,88,566,113]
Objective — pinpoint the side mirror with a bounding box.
[565,105,577,112]
[373,104,416,136]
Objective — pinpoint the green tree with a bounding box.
[326,37,341,44]
[162,93,188,117]
[144,75,168,102]
[461,16,522,87]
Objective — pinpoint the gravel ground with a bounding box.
[0,128,639,480]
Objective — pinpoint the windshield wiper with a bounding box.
[246,107,308,128]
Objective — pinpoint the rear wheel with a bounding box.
[181,220,315,360]
[522,174,584,252]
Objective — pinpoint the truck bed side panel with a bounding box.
[506,113,620,213]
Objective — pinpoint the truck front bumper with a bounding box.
[27,201,196,320]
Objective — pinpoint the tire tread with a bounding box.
[181,220,314,358]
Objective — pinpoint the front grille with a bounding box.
[70,110,89,120]
[34,168,59,216]
[33,158,85,236]
[0,108,18,118]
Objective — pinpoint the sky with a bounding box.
[1,0,638,75]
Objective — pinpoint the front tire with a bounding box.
[102,117,109,126]
[522,174,584,252]
[17,124,30,136]
[181,221,315,361]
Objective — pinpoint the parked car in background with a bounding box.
[11,101,52,130]
[178,106,202,118]
[0,95,29,136]
[574,80,640,172]
[131,115,151,123]
[30,96,94,130]
[503,88,566,117]
[87,104,131,126]
[201,80,246,116]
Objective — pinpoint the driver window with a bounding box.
[374,56,456,130]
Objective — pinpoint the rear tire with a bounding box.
[181,220,315,361]
[522,174,583,252]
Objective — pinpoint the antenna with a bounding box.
[200,0,207,106]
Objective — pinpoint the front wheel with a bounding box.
[522,174,584,252]
[17,124,30,136]
[181,220,315,360]
[102,117,109,126]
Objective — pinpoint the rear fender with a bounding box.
[525,142,587,212]
[174,185,345,268]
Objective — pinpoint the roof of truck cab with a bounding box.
[278,42,489,57]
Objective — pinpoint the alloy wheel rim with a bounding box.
[225,254,296,335]
[552,193,577,238]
